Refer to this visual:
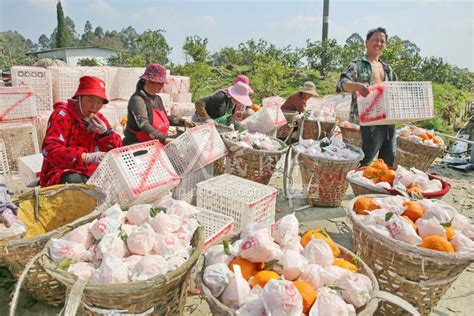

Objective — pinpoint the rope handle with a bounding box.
[370,290,420,315]
[63,278,87,316]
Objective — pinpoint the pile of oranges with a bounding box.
[353,196,456,253]
[400,127,443,146]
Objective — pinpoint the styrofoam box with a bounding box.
[105,66,120,100]
[157,93,172,114]
[11,66,53,114]
[117,67,146,99]
[49,66,109,102]
[196,174,277,232]
[0,86,38,121]
[170,102,195,117]
[171,92,192,103]
[163,76,191,94]
[0,121,40,171]
[18,153,43,187]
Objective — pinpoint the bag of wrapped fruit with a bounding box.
[198,213,419,315]
[347,159,451,199]
[38,201,204,315]
[394,126,445,171]
[347,194,474,315]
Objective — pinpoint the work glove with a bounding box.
[89,115,108,134]
[82,152,106,165]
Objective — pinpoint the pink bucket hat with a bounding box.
[228,81,252,106]
[233,75,254,93]
[140,63,168,84]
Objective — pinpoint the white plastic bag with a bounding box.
[303,237,334,266]
[272,213,299,247]
[89,216,122,240]
[221,264,251,310]
[204,244,233,266]
[62,223,94,248]
[237,285,266,316]
[386,215,422,245]
[122,255,144,271]
[96,233,130,259]
[92,255,130,284]
[261,279,303,316]
[240,231,282,263]
[67,262,96,281]
[126,204,152,225]
[319,265,352,287]
[153,233,184,258]
[415,217,446,239]
[158,198,200,217]
[131,255,169,281]
[277,249,307,281]
[203,263,232,297]
[300,264,324,289]
[334,272,372,308]
[450,231,474,253]
[49,239,92,264]
[309,287,356,316]
[127,223,156,255]
[149,212,181,234]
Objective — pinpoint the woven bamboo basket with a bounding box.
[340,125,361,147]
[222,135,286,185]
[213,124,233,176]
[298,145,364,207]
[394,137,445,172]
[347,168,451,199]
[276,111,299,141]
[347,194,474,315]
[39,226,204,315]
[300,118,336,140]
[2,184,105,307]
[197,235,419,316]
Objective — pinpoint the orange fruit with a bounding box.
[401,215,417,232]
[418,133,430,140]
[354,197,380,215]
[228,257,259,281]
[333,258,358,273]
[433,136,442,145]
[379,169,396,185]
[445,227,455,241]
[407,186,423,195]
[426,131,435,138]
[363,166,381,179]
[371,159,389,171]
[250,270,280,288]
[402,201,424,222]
[293,279,317,314]
[420,235,455,253]
[301,230,341,257]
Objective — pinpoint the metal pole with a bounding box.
[322,0,330,41]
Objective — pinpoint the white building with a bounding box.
[28,47,117,66]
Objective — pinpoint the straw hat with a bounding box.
[298,81,318,96]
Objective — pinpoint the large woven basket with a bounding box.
[276,111,299,141]
[394,137,445,172]
[222,135,286,185]
[298,145,364,207]
[300,118,336,140]
[40,226,205,315]
[347,195,474,315]
[197,235,419,316]
[3,184,105,307]
[347,168,451,199]
[340,125,361,147]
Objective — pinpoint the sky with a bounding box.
[1,0,473,70]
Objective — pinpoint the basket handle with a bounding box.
[63,278,88,316]
[371,290,420,316]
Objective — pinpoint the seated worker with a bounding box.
[192,81,252,126]
[281,81,318,113]
[39,76,122,187]
[123,63,195,146]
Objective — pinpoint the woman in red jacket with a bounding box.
[39,76,122,187]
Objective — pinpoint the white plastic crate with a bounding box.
[196,174,277,232]
[172,163,214,205]
[0,86,38,121]
[117,67,146,99]
[18,153,43,187]
[357,81,434,126]
[164,122,227,176]
[0,121,39,171]
[192,207,234,248]
[0,139,11,180]
[87,140,180,207]
[11,66,53,114]
[240,103,287,134]
[49,66,109,102]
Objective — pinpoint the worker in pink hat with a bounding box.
[193,81,253,126]
[123,63,195,146]
[39,76,122,187]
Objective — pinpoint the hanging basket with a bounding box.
[394,137,445,172]
[340,125,361,147]
[276,111,300,141]
[300,118,336,140]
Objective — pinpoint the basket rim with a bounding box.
[397,135,446,151]
[0,185,105,249]
[222,132,287,155]
[297,143,364,164]
[347,194,474,262]
[198,235,380,315]
[346,168,451,198]
[40,225,205,291]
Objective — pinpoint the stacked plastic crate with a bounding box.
[164,75,194,117]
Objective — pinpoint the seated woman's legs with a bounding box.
[61,172,88,184]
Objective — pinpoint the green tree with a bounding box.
[81,21,95,45]
[94,27,104,40]
[183,35,209,63]
[136,30,171,64]
[210,47,242,66]
[249,54,291,100]
[77,57,100,66]
[305,39,342,78]
[172,62,217,100]
[38,34,50,50]
[56,1,69,48]
[0,31,35,70]
[107,52,145,67]
[340,33,365,69]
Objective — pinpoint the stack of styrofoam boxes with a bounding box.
[116,67,146,100]
[158,93,172,115]
[18,153,43,187]
[163,76,194,117]
[104,66,120,100]
[49,66,109,103]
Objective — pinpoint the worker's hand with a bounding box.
[89,115,108,134]
[164,138,174,145]
[357,83,371,97]
[184,119,196,128]
[82,152,106,165]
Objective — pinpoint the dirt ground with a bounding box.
[0,159,472,315]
